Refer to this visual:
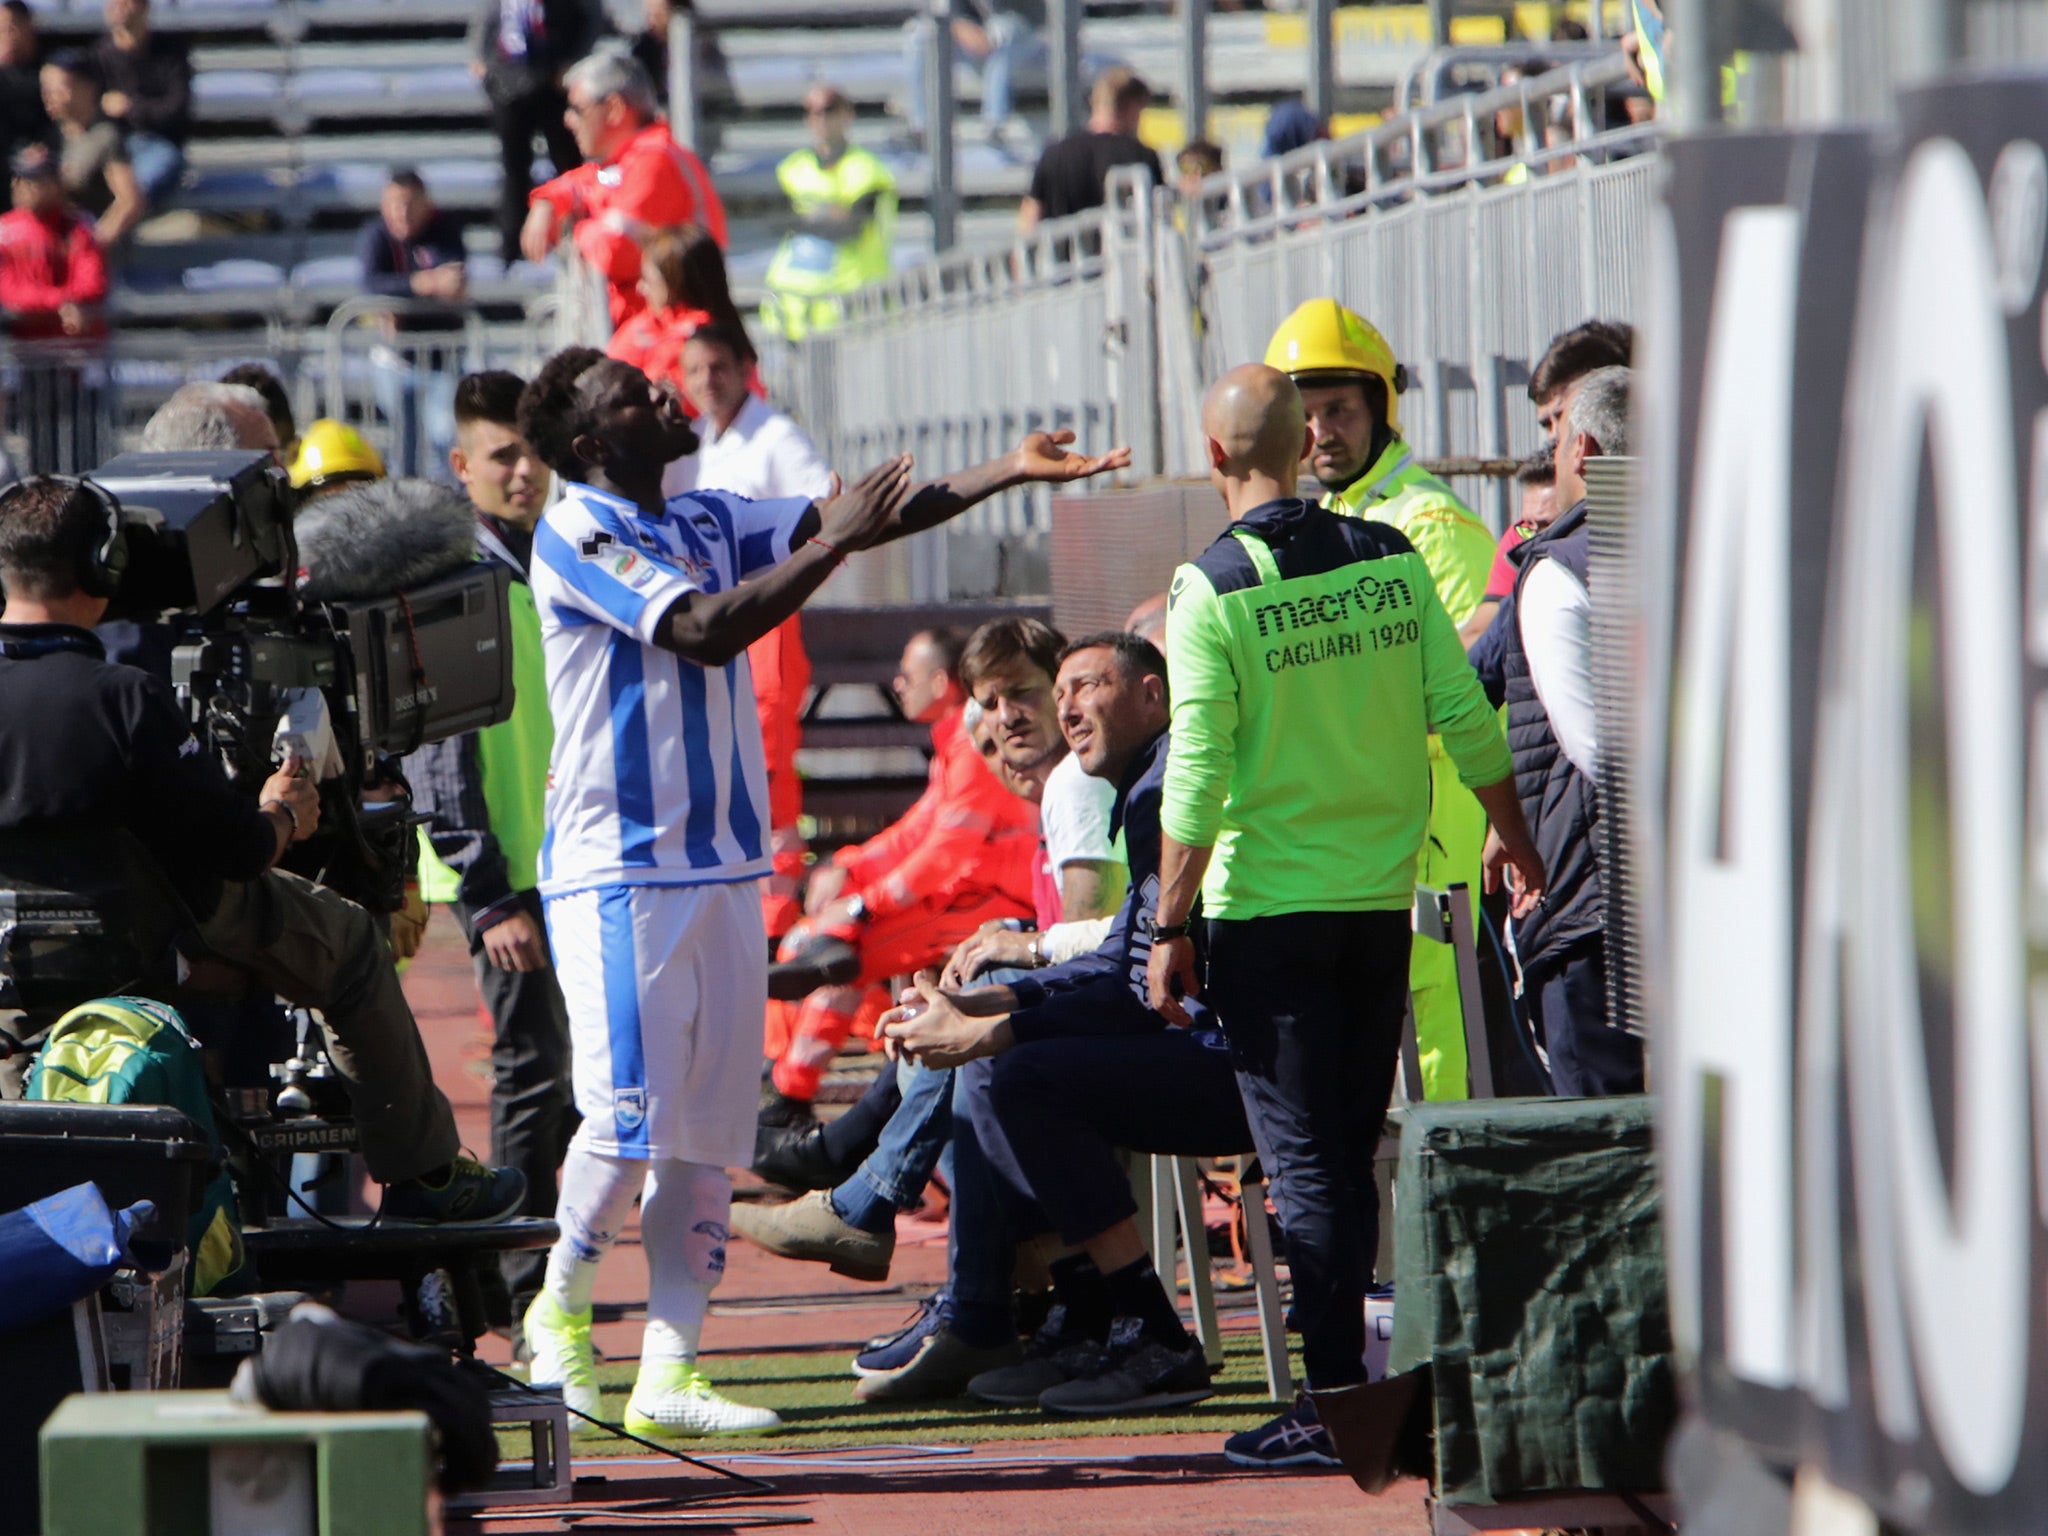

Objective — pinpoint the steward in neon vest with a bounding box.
[763,84,898,340]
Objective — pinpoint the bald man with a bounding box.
[1146,365,1545,1461]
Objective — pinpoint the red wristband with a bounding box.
[808,535,844,562]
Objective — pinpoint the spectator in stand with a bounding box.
[0,3,48,175]
[469,0,601,270]
[218,362,299,463]
[1174,138,1222,198]
[522,52,726,331]
[90,0,188,208]
[0,149,105,341]
[761,84,896,341]
[630,0,729,116]
[1492,366,1642,1097]
[358,167,468,305]
[1262,98,1325,157]
[902,1,1048,155]
[671,323,833,945]
[358,169,467,478]
[1462,444,1558,647]
[1019,66,1160,232]
[40,52,143,249]
[606,222,755,410]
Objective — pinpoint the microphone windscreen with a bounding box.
[294,477,478,601]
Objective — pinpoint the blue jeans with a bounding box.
[901,11,1047,129]
[832,1055,957,1219]
[125,132,184,205]
[370,358,458,480]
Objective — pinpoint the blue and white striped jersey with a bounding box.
[529,480,813,895]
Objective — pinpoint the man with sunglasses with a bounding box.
[521,51,724,331]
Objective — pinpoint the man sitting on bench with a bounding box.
[849,632,1254,1409]
[761,626,1040,1121]
[0,475,525,1224]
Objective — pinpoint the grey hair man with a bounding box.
[517,49,725,329]
[1490,362,1641,1097]
[138,380,278,455]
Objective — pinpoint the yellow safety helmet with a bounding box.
[1264,298,1409,433]
[289,419,385,491]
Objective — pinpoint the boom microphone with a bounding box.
[293,477,481,602]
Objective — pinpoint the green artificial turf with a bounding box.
[511,1331,1304,1454]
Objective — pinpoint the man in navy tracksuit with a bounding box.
[878,632,1255,1421]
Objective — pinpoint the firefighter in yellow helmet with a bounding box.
[289,419,386,500]
[1264,298,1496,1102]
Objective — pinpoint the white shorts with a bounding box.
[545,880,767,1165]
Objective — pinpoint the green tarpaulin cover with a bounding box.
[1387,1095,1674,1506]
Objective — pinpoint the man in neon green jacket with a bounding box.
[411,369,574,1327]
[1265,299,1498,1101]
[1146,363,1545,1453]
[763,83,897,340]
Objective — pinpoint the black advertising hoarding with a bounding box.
[1646,80,2048,1531]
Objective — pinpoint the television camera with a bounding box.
[0,451,515,1187]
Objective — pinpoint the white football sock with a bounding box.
[637,1158,732,1368]
[543,1134,646,1316]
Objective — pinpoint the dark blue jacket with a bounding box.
[1502,498,1604,971]
[1006,728,1184,1037]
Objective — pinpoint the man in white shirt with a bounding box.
[663,325,833,502]
[671,322,837,944]
[509,344,1130,1439]
[1489,364,1641,1097]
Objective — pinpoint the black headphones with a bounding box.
[60,476,128,599]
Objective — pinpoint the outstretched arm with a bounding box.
[786,431,1131,552]
[658,457,914,667]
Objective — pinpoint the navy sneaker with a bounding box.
[1037,1317,1213,1415]
[383,1154,526,1226]
[853,1291,951,1377]
[1222,1393,1341,1468]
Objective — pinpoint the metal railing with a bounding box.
[540,49,1659,599]
[1179,54,1657,525]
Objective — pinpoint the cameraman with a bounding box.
[0,476,524,1223]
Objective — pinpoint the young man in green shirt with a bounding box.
[411,370,575,1329]
[1146,364,1545,1456]
[1265,299,1499,1102]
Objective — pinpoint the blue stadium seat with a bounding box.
[194,71,286,117]
[182,259,287,291]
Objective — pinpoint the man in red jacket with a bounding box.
[519,51,725,332]
[0,150,106,340]
[762,627,1038,1116]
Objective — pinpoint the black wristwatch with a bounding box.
[1150,918,1191,942]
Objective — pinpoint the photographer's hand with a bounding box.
[259,754,320,859]
[480,909,548,973]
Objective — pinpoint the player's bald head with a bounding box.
[1202,364,1307,481]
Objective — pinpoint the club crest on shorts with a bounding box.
[612,1087,647,1132]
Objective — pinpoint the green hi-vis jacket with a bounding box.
[1162,498,1512,920]
[1324,437,1496,630]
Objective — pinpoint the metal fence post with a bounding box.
[925,0,958,253]
[1307,0,1337,125]
[1048,0,1082,141]
[667,10,700,152]
[1179,0,1208,144]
